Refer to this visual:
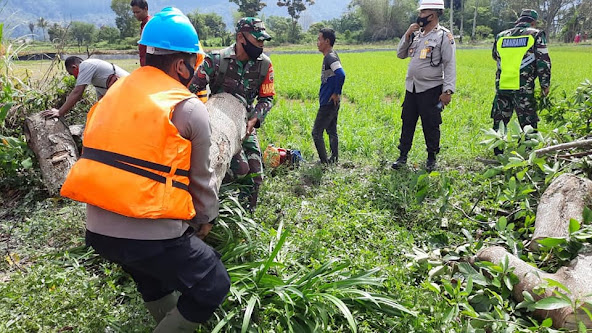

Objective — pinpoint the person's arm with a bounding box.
[535,31,551,96]
[41,84,86,118]
[248,62,275,133]
[188,54,215,101]
[440,31,456,106]
[492,35,500,61]
[171,98,219,239]
[329,57,345,105]
[397,23,419,59]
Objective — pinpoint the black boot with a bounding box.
[426,153,437,172]
[391,154,408,170]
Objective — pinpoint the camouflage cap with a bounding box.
[236,17,272,41]
[518,9,538,21]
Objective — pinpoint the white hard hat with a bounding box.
[417,0,445,10]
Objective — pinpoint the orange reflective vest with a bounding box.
[61,66,197,220]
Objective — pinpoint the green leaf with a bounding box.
[536,237,567,247]
[317,293,357,333]
[569,218,581,234]
[579,321,587,333]
[255,229,289,284]
[583,207,592,224]
[541,317,553,328]
[0,102,13,125]
[496,217,507,232]
[534,296,571,310]
[241,295,259,333]
[21,157,33,169]
[465,275,473,294]
[543,278,571,295]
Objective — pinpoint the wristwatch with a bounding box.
[444,90,453,95]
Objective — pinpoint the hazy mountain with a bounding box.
[1,0,351,38]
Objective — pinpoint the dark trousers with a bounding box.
[398,85,443,155]
[312,103,340,163]
[86,229,230,323]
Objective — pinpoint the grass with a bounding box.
[1,44,592,332]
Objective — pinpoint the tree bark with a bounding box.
[535,139,592,156]
[205,93,247,190]
[531,174,592,249]
[477,246,592,330]
[475,174,592,329]
[24,114,79,196]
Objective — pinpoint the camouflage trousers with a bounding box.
[226,132,263,210]
[491,91,539,130]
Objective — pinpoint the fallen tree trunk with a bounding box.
[475,174,592,330]
[531,174,592,249]
[26,93,246,196]
[477,246,592,330]
[24,114,79,196]
[205,93,247,189]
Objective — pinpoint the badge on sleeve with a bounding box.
[446,32,455,44]
[419,48,428,59]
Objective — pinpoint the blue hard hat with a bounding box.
[138,7,202,54]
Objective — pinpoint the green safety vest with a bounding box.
[496,35,535,90]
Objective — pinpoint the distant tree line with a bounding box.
[26,0,592,49]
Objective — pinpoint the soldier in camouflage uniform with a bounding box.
[189,17,275,211]
[491,9,551,145]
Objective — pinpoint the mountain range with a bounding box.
[1,0,351,38]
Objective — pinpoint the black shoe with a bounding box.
[391,156,407,170]
[426,155,437,172]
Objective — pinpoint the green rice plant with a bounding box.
[213,227,416,333]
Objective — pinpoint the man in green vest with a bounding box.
[491,9,551,154]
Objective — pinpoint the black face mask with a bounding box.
[241,33,264,60]
[180,60,194,87]
[416,13,433,27]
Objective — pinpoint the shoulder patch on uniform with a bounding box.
[446,32,455,44]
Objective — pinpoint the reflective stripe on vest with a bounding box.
[61,66,197,220]
[497,35,535,90]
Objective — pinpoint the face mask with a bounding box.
[241,33,264,60]
[416,13,433,27]
[179,60,195,87]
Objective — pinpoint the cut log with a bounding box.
[531,174,592,250]
[205,93,247,189]
[24,114,79,196]
[474,174,592,330]
[477,246,592,330]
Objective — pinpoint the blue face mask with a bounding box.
[180,60,195,87]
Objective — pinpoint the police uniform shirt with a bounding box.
[397,24,456,94]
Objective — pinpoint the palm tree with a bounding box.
[37,17,48,41]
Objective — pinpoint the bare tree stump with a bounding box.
[24,113,78,196]
[477,246,592,330]
[206,93,247,190]
[531,174,592,250]
[475,174,592,329]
